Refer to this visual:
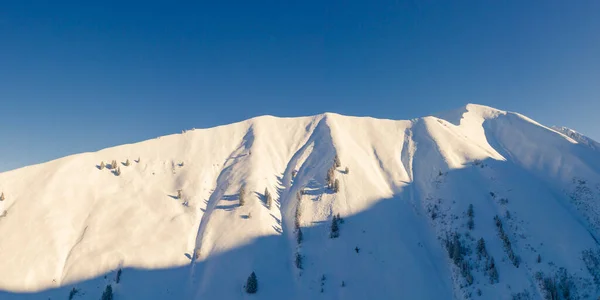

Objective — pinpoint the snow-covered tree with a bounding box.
[245,272,258,294]
[110,160,117,170]
[0,192,4,201]
[114,167,121,176]
[334,154,341,168]
[124,159,130,166]
[100,162,105,170]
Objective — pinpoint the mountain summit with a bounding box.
[1,104,600,299]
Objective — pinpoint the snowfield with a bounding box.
[1,104,600,299]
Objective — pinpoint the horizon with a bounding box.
[2,1,599,172]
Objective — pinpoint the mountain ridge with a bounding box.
[1,104,600,299]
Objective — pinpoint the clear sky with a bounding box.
[1,1,599,172]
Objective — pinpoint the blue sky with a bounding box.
[1,1,599,172]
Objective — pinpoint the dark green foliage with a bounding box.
[245,272,258,294]
[330,215,340,238]
[295,252,303,269]
[239,187,245,206]
[101,285,113,300]
[68,287,78,300]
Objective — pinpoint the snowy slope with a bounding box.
[1,104,600,300]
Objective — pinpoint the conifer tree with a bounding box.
[114,167,121,176]
[101,285,113,300]
[245,272,258,294]
[332,179,340,193]
[265,188,272,209]
[297,227,303,244]
[334,154,341,168]
[100,162,105,170]
[111,160,117,169]
[125,159,130,166]
[295,252,303,269]
[330,216,340,238]
[0,192,4,201]
[177,189,182,200]
[344,167,349,174]
[239,187,245,206]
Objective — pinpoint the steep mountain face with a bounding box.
[1,104,600,300]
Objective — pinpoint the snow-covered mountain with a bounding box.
[1,104,600,300]
[552,126,600,152]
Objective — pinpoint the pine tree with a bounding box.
[124,159,130,166]
[101,284,113,300]
[467,204,474,230]
[537,254,542,263]
[245,272,258,294]
[488,257,499,284]
[344,167,349,174]
[0,192,4,201]
[330,216,340,238]
[114,167,121,176]
[111,160,117,170]
[177,189,182,200]
[100,162,105,170]
[295,252,303,269]
[68,287,78,300]
[477,238,488,259]
[334,154,341,168]
[326,166,335,189]
[332,179,340,193]
[295,205,302,230]
[116,268,122,283]
[239,187,245,206]
[265,188,272,209]
[297,227,303,244]
[137,157,140,163]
